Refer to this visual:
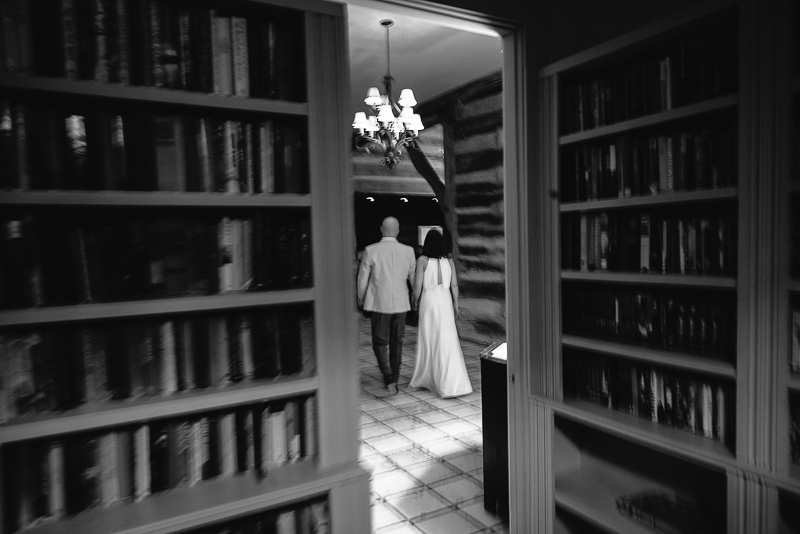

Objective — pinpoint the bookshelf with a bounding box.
[537,0,800,531]
[0,1,368,533]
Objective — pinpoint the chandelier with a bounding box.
[352,20,425,169]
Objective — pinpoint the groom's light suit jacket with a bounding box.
[357,237,416,314]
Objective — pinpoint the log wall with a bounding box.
[419,71,506,346]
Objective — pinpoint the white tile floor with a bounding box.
[357,317,509,534]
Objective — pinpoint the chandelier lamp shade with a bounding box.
[352,19,424,169]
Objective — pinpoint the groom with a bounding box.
[357,216,416,392]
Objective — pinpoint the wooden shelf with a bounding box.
[0,375,318,444]
[556,462,680,534]
[0,73,309,116]
[545,397,735,468]
[559,95,738,145]
[0,190,312,208]
[560,187,738,213]
[0,289,315,328]
[23,461,368,534]
[561,271,736,289]
[561,335,737,379]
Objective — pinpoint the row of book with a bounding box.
[191,499,329,534]
[561,212,736,276]
[0,211,312,310]
[0,307,314,422]
[0,0,305,101]
[560,24,737,134]
[563,349,734,446]
[559,128,737,203]
[0,101,308,193]
[2,396,317,532]
[562,285,736,359]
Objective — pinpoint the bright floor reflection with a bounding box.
[357,317,510,534]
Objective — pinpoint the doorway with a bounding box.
[343,3,515,533]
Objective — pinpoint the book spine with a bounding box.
[218,412,236,476]
[197,118,214,192]
[13,104,29,189]
[61,0,79,79]
[230,16,249,97]
[286,400,300,463]
[701,382,713,438]
[177,7,192,90]
[114,0,130,84]
[277,510,297,534]
[92,0,109,82]
[270,407,287,467]
[209,315,230,386]
[99,433,120,506]
[303,396,317,457]
[218,217,235,292]
[159,321,178,395]
[213,15,232,96]
[222,120,239,192]
[300,315,315,373]
[259,404,271,476]
[259,120,275,193]
[579,213,588,272]
[640,214,651,273]
[48,441,66,518]
[715,385,726,444]
[188,420,203,486]
[241,314,254,379]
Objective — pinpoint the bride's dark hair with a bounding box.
[422,230,446,259]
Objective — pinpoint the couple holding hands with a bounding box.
[357,217,472,398]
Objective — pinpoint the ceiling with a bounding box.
[344,3,503,121]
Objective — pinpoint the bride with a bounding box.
[409,229,473,398]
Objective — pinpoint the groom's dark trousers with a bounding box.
[371,312,406,384]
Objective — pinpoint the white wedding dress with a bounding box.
[409,257,473,398]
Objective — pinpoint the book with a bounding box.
[269,406,288,467]
[64,433,102,514]
[111,0,130,84]
[159,321,179,396]
[160,1,181,89]
[230,16,249,97]
[153,115,187,191]
[303,396,317,457]
[640,214,651,273]
[212,13,232,96]
[217,216,235,292]
[208,315,230,386]
[133,425,150,501]
[170,422,192,488]
[99,432,120,507]
[235,408,255,472]
[149,421,171,493]
[48,441,66,519]
[218,412,237,477]
[285,400,300,463]
[188,419,203,486]
[258,404,271,476]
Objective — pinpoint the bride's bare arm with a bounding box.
[448,258,459,317]
[412,256,427,309]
